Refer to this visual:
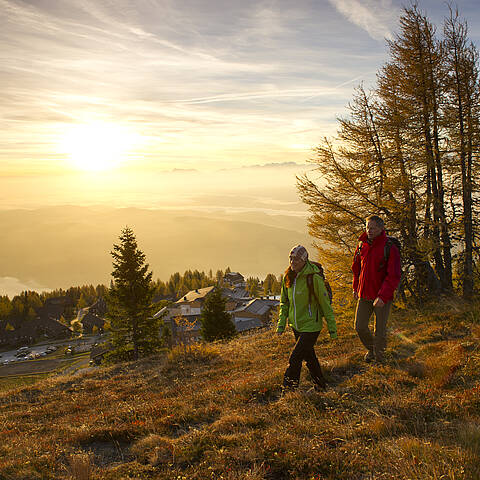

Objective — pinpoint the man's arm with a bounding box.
[377,244,401,302]
[351,244,361,294]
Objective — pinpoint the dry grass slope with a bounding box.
[0,299,480,479]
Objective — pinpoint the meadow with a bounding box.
[0,299,479,479]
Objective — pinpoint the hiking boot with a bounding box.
[375,350,386,364]
[364,350,375,363]
[313,381,327,392]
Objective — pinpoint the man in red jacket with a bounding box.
[352,215,401,363]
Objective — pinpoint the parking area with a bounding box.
[0,335,102,376]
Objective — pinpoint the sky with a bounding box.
[3,0,479,180]
[1,0,480,296]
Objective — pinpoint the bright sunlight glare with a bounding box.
[59,122,138,171]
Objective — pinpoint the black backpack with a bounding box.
[306,261,333,305]
[383,236,401,269]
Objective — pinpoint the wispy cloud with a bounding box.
[327,0,400,40]
[177,88,339,105]
[3,0,469,176]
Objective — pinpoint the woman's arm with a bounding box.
[277,281,289,333]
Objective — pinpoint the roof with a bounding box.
[224,272,244,281]
[260,298,280,307]
[234,317,263,332]
[223,287,250,300]
[175,286,215,304]
[233,298,274,316]
[153,306,169,319]
[81,312,105,328]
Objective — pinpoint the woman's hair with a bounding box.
[284,265,297,288]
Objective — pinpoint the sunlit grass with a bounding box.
[0,373,50,392]
[0,299,479,478]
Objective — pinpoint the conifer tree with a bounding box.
[215,269,224,286]
[263,273,277,296]
[199,288,236,342]
[106,227,160,361]
[0,296,13,320]
[443,7,480,298]
[246,277,261,297]
[387,6,453,291]
[297,5,479,301]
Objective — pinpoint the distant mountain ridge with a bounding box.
[0,206,311,294]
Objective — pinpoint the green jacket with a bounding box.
[277,260,337,337]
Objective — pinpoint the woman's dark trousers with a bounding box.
[283,329,326,391]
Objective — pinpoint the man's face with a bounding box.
[289,253,306,272]
[366,219,383,241]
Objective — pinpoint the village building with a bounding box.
[36,296,75,322]
[231,298,278,332]
[0,296,74,347]
[153,283,279,344]
[223,272,245,287]
[81,312,105,334]
[87,297,107,317]
[175,286,216,316]
[155,286,216,344]
[0,316,72,347]
[222,286,250,302]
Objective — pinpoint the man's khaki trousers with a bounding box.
[354,298,392,359]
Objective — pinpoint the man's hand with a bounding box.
[353,291,358,300]
[373,297,385,308]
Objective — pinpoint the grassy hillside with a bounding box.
[1,300,480,479]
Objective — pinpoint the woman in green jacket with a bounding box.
[277,245,337,391]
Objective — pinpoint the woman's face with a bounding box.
[289,253,306,272]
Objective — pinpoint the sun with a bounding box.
[59,122,137,171]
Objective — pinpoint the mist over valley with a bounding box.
[0,204,310,297]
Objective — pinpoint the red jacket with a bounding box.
[352,230,401,302]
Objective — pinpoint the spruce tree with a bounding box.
[200,288,236,342]
[106,227,160,361]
